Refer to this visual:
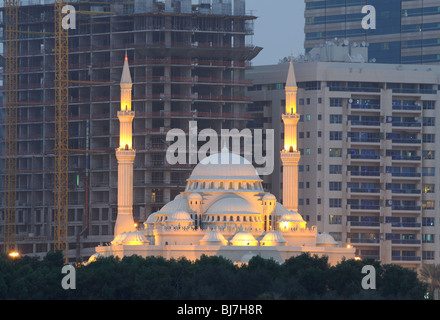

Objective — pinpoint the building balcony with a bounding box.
[349,188,381,194]
[350,120,381,127]
[350,103,380,111]
[391,256,421,262]
[392,104,422,112]
[349,154,381,161]
[391,239,421,245]
[389,189,421,195]
[390,155,421,161]
[389,222,421,228]
[348,221,380,228]
[391,205,421,211]
[349,205,380,211]
[349,238,381,244]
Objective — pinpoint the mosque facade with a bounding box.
[90,57,355,266]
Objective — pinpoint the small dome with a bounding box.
[158,197,189,214]
[145,213,156,223]
[230,231,258,246]
[317,233,338,247]
[200,230,228,245]
[263,193,276,201]
[111,231,148,245]
[188,193,202,200]
[260,231,286,246]
[278,212,304,223]
[168,211,193,222]
[206,196,258,215]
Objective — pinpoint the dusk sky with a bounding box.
[247,0,305,66]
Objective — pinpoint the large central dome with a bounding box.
[188,150,261,181]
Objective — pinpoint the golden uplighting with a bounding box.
[8,251,20,258]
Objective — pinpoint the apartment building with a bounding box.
[247,57,440,268]
[0,0,260,261]
[304,0,440,64]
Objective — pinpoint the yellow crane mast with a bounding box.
[54,0,69,263]
[3,0,19,256]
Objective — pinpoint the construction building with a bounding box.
[0,0,261,262]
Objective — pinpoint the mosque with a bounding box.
[90,55,355,265]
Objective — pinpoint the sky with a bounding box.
[247,0,305,66]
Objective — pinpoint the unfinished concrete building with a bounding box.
[0,0,260,262]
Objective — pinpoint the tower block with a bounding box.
[114,54,136,235]
[281,61,301,212]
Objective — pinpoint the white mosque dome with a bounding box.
[188,151,261,181]
[111,231,148,245]
[316,233,338,247]
[199,230,228,245]
[206,196,258,215]
[230,231,258,246]
[158,196,189,214]
[168,210,193,222]
[260,231,287,246]
[278,212,305,223]
[263,193,276,201]
[188,193,202,200]
[146,213,156,224]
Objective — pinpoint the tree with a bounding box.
[419,264,440,300]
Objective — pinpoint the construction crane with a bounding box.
[3,0,19,256]
[54,0,69,263]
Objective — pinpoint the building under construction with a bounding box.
[0,0,261,262]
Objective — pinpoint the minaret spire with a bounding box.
[114,53,136,235]
[281,60,301,212]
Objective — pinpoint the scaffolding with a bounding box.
[53,0,69,262]
[3,0,19,255]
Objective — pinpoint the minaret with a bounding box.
[114,53,136,235]
[281,60,301,212]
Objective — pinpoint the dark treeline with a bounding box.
[0,251,427,300]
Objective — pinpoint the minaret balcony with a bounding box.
[282,113,300,120]
[118,110,135,117]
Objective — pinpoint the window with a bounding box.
[306,114,311,121]
[330,115,342,124]
[423,134,435,143]
[422,234,435,243]
[423,150,435,160]
[330,98,343,107]
[422,217,435,227]
[329,148,342,157]
[423,117,435,126]
[423,167,435,176]
[422,251,435,260]
[423,200,435,210]
[329,198,342,208]
[329,165,342,174]
[329,182,342,191]
[329,131,342,141]
[329,215,342,224]
[423,184,435,193]
[423,100,436,110]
